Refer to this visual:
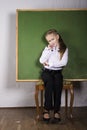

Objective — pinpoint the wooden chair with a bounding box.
[35,80,74,120]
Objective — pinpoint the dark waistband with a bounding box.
[43,68,62,73]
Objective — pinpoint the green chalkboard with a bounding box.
[16,9,87,81]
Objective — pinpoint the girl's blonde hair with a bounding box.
[45,29,67,59]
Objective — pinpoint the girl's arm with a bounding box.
[39,47,51,64]
[49,48,68,68]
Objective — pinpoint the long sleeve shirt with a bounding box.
[39,46,68,70]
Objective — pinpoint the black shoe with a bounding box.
[51,112,61,124]
[53,117,61,123]
[43,110,50,123]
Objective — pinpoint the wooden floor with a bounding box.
[0,107,87,130]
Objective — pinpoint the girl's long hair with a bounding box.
[45,29,67,59]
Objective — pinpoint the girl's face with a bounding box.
[45,33,59,48]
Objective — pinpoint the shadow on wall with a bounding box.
[73,81,82,90]
[6,13,16,88]
[72,81,86,93]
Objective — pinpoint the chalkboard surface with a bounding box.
[16,9,87,81]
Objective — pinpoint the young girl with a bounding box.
[39,29,68,123]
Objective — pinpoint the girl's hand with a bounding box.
[48,43,57,50]
[43,62,49,66]
[48,44,54,50]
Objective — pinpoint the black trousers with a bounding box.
[41,68,63,113]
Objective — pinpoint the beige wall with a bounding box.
[0,0,87,107]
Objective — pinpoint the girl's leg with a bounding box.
[53,72,63,113]
[41,71,54,111]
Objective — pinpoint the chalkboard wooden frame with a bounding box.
[16,9,87,82]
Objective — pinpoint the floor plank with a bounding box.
[0,107,87,130]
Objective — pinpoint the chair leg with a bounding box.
[41,90,44,114]
[35,86,40,119]
[69,84,74,118]
[65,89,68,117]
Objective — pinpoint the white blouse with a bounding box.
[39,46,68,70]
